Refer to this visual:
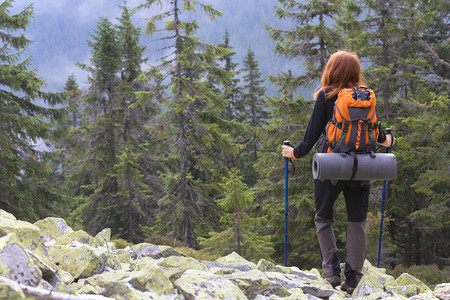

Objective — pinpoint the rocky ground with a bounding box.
[0,209,448,300]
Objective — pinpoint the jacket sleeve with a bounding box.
[292,91,329,159]
[376,110,388,144]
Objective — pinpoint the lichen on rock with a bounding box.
[48,242,107,279]
[132,243,185,259]
[0,233,42,287]
[174,269,248,299]
[33,217,74,244]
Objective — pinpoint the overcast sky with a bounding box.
[12,0,294,93]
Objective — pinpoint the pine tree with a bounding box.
[338,0,407,118]
[240,46,268,185]
[256,0,345,267]
[220,30,242,121]
[48,75,82,202]
[58,8,159,241]
[75,17,122,234]
[266,0,343,88]
[108,6,160,242]
[0,0,64,220]
[64,74,82,128]
[199,168,274,261]
[136,0,235,247]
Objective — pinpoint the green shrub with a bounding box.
[112,238,133,249]
[387,264,450,289]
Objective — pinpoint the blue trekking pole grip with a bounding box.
[377,128,392,268]
[283,140,291,266]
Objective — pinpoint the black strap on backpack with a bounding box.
[367,121,378,152]
[349,151,359,180]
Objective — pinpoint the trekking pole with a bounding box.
[283,141,291,266]
[377,128,392,268]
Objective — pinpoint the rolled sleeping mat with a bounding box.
[312,153,397,181]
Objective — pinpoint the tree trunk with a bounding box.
[235,192,242,255]
[173,0,194,248]
[381,3,391,119]
[319,13,326,71]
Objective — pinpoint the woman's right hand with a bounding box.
[282,145,295,159]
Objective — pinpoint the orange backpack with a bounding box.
[326,87,379,153]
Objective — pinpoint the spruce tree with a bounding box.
[199,168,274,260]
[220,30,242,121]
[266,0,343,88]
[136,0,235,247]
[109,6,160,242]
[338,0,406,118]
[64,74,81,128]
[0,0,64,220]
[48,75,82,203]
[59,8,159,241]
[76,17,122,234]
[416,0,449,94]
[240,46,267,185]
[210,30,244,183]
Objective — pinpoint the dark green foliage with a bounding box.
[266,0,343,87]
[385,93,449,267]
[254,91,320,266]
[0,0,64,221]
[136,0,237,248]
[199,168,274,261]
[52,6,161,242]
[220,30,241,121]
[239,46,268,185]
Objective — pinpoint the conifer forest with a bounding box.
[0,0,448,281]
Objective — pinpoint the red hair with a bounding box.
[314,50,366,100]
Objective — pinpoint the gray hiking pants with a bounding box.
[314,179,369,287]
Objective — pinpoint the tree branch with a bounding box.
[420,40,450,69]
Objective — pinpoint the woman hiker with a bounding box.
[281,50,394,294]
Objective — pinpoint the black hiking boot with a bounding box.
[325,275,341,288]
[340,274,362,294]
